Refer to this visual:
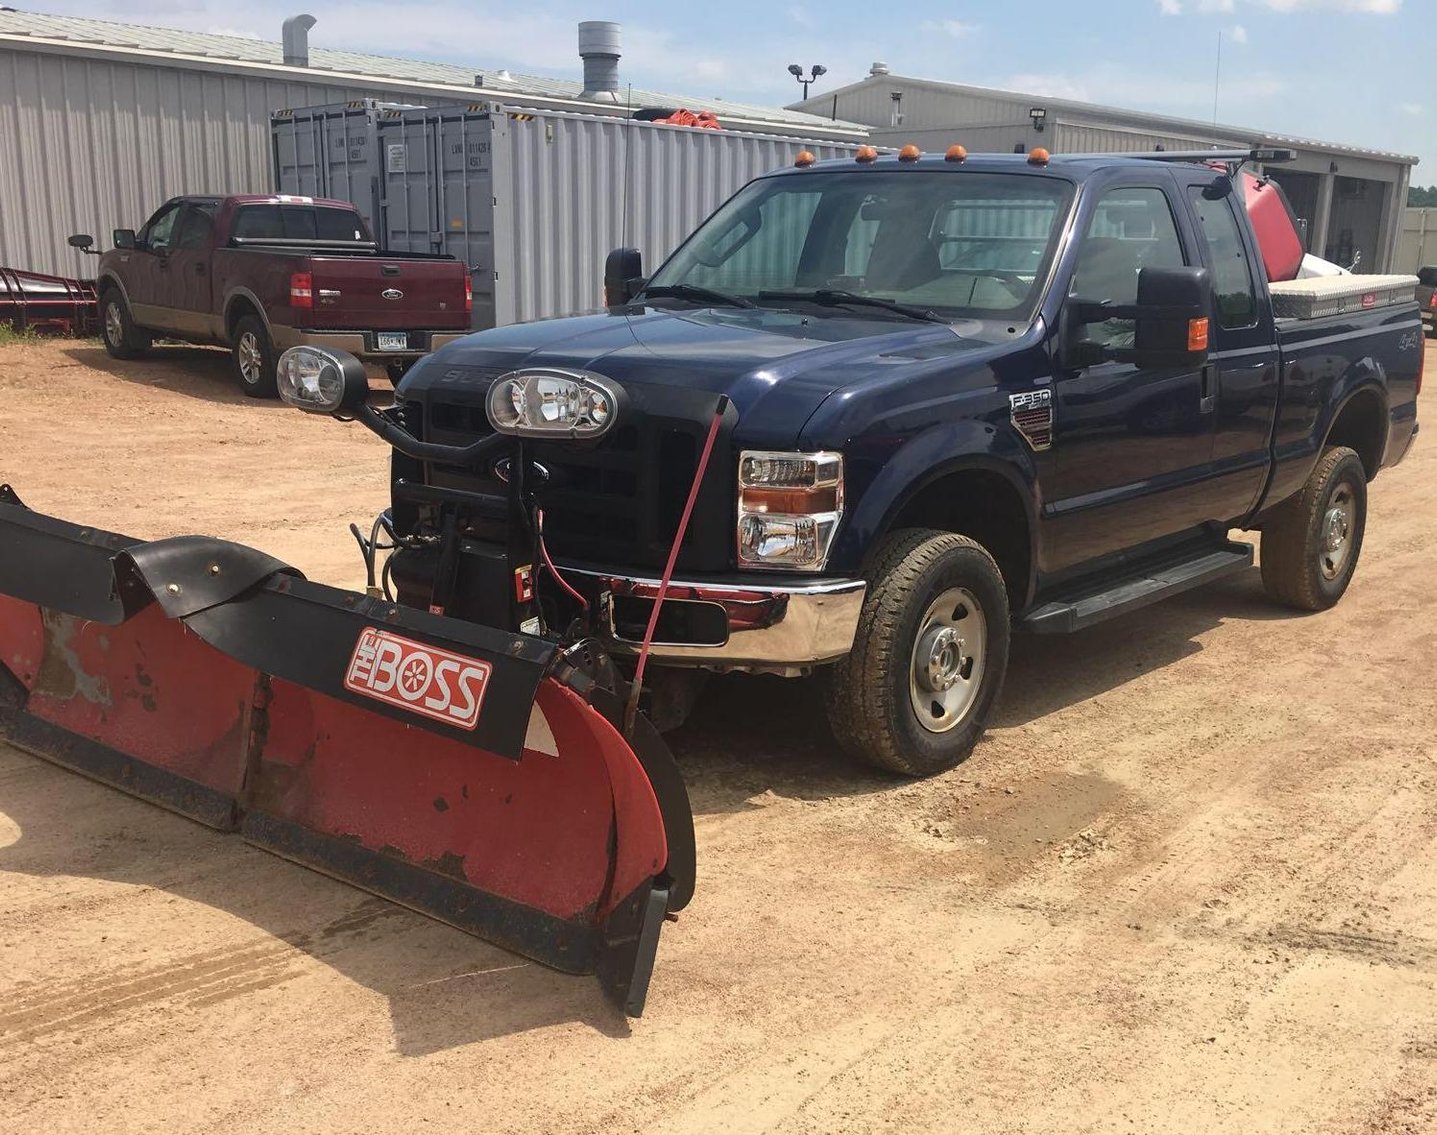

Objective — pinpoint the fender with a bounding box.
[94,269,131,311]
[1259,354,1389,514]
[828,419,1042,602]
[222,286,276,345]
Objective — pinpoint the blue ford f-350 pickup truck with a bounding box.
[281,146,1423,776]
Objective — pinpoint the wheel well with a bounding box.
[887,469,1032,608]
[224,299,261,342]
[1326,390,1385,480]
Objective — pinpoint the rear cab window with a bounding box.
[231,204,369,242]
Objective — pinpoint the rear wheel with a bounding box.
[99,289,150,359]
[231,315,277,398]
[1260,445,1367,611]
[824,529,1010,777]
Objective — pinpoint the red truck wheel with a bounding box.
[99,289,151,360]
[231,315,278,398]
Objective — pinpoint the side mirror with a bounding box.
[1131,265,1211,368]
[113,229,137,251]
[68,234,97,255]
[276,346,370,416]
[604,247,644,307]
[1063,265,1211,371]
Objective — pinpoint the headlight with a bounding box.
[737,450,844,571]
[485,368,620,439]
[277,345,369,415]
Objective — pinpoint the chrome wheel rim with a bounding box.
[237,331,263,385]
[1319,484,1355,581]
[909,587,986,734]
[104,301,124,347]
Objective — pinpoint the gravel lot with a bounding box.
[1,338,1434,1134]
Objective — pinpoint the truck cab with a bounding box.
[282,147,1423,776]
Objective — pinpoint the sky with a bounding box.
[25,0,1437,176]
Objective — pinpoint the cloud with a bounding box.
[1198,0,1235,11]
[1229,23,1249,42]
[1399,103,1424,116]
[922,19,981,38]
[1158,0,1183,12]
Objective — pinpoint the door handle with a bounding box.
[194,262,206,275]
[1199,363,1216,415]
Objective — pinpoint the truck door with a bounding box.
[1180,176,1280,522]
[159,203,219,338]
[1046,181,1215,572]
[126,201,182,328]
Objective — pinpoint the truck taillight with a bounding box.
[465,273,473,315]
[289,271,313,309]
[1430,293,1437,310]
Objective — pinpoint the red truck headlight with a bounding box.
[737,451,844,571]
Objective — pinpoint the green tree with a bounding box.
[1410,185,1437,207]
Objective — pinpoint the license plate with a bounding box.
[377,332,408,351]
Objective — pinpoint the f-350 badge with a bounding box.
[1009,389,1053,451]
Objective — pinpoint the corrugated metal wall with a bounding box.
[1054,120,1249,155]
[0,47,427,274]
[494,111,864,324]
[1396,208,1437,275]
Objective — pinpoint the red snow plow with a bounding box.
[0,484,693,1015]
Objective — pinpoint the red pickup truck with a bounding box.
[71,195,472,396]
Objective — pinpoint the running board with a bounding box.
[1018,541,1254,635]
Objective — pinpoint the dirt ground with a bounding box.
[1,338,1434,1134]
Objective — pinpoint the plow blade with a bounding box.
[0,488,693,1016]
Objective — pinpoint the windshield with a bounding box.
[647,170,1075,321]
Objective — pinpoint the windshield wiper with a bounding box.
[638,283,757,309]
[757,288,948,324]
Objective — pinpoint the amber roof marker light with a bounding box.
[1028,146,1051,165]
[898,144,921,162]
[855,145,879,163]
[794,150,816,168]
[945,144,968,162]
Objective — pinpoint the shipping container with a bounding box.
[269,99,420,234]
[274,102,870,329]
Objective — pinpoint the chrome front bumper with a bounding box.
[567,569,867,670]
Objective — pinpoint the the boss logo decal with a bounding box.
[344,628,491,730]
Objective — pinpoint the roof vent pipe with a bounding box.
[579,21,622,102]
[869,61,890,76]
[282,14,316,67]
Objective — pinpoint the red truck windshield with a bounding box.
[232,204,368,243]
[649,170,1075,320]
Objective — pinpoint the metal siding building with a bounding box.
[0,10,869,277]
[799,70,1417,272]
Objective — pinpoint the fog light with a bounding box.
[277,346,369,415]
[486,368,621,438]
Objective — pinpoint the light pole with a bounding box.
[787,63,827,100]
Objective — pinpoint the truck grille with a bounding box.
[418,387,733,572]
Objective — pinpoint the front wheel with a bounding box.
[1260,445,1367,610]
[99,289,151,359]
[824,529,1010,777]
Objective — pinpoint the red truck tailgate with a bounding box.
[302,256,470,330]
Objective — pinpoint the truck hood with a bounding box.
[406,305,1003,446]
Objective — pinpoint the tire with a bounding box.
[231,314,278,398]
[1260,445,1367,611]
[99,288,150,359]
[823,528,1010,777]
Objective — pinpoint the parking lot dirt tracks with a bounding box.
[2,338,1435,1133]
